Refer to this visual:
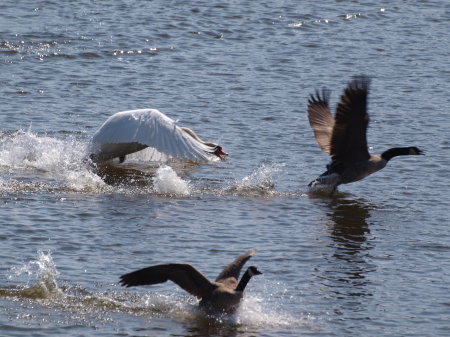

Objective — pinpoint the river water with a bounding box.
[1,1,449,336]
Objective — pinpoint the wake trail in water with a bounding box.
[0,130,306,197]
[1,251,306,329]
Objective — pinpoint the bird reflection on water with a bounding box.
[327,197,373,261]
[89,159,201,187]
[312,194,379,303]
[181,312,248,337]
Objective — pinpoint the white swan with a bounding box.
[89,109,228,163]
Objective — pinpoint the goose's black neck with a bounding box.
[381,147,413,162]
[235,270,252,292]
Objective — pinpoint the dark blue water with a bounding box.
[1,1,449,336]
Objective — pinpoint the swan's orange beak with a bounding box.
[214,147,228,161]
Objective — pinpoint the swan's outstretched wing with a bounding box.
[215,249,257,283]
[119,263,217,299]
[92,109,215,161]
[126,146,171,162]
[331,75,371,162]
[307,88,334,153]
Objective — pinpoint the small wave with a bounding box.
[288,8,382,28]
[78,52,102,58]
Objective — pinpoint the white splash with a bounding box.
[229,164,283,195]
[235,294,300,328]
[130,291,300,329]
[152,165,191,195]
[8,250,62,298]
[0,130,106,192]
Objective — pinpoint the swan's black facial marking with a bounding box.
[213,146,228,160]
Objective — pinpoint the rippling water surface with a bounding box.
[1,1,450,336]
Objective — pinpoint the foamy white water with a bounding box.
[227,164,283,195]
[0,130,106,192]
[7,250,61,299]
[152,165,191,195]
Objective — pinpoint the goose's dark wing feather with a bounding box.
[119,263,217,299]
[307,88,335,153]
[331,75,370,162]
[215,249,256,283]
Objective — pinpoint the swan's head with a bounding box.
[213,146,228,161]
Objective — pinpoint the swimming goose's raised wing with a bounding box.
[215,249,257,283]
[307,89,334,153]
[331,75,370,162]
[92,109,214,161]
[119,263,217,299]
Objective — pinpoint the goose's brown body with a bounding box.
[307,75,423,191]
[119,249,261,312]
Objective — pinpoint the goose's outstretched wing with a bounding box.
[119,263,217,299]
[92,109,215,161]
[331,75,371,162]
[307,89,334,153]
[215,249,257,283]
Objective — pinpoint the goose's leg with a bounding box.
[328,184,338,197]
[312,173,340,186]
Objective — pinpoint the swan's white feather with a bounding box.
[91,109,215,162]
[127,147,170,162]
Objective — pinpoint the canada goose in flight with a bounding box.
[89,108,228,164]
[307,75,423,192]
[119,249,261,313]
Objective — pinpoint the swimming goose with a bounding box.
[119,249,261,313]
[307,75,423,192]
[89,108,228,164]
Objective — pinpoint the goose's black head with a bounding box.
[213,145,229,160]
[408,147,424,155]
[247,266,262,276]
